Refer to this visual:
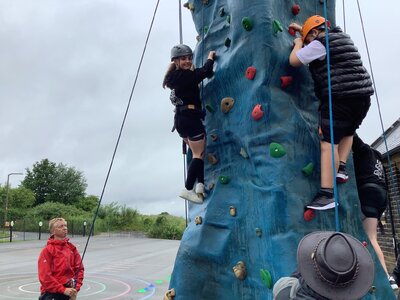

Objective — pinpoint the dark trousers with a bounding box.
[39,292,69,300]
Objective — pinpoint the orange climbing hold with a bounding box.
[304,209,315,222]
[291,4,300,15]
[280,76,293,88]
[245,66,256,80]
[252,104,264,121]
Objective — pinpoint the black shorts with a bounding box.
[39,292,70,300]
[174,112,205,140]
[319,97,370,144]
[358,183,388,219]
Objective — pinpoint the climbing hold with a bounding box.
[291,4,300,15]
[269,142,286,158]
[252,104,264,121]
[240,147,249,158]
[204,26,209,35]
[303,209,315,222]
[163,288,176,300]
[195,216,202,225]
[219,175,230,184]
[221,97,234,113]
[302,162,314,176]
[233,261,247,280]
[368,286,376,294]
[255,228,262,237]
[242,17,253,31]
[205,103,215,113]
[362,241,368,247]
[245,66,256,80]
[183,2,195,11]
[288,27,296,36]
[273,20,283,34]
[224,37,231,47]
[230,206,236,217]
[280,76,293,88]
[226,15,231,24]
[260,269,273,289]
[219,7,225,17]
[210,133,218,141]
[208,182,215,190]
[196,35,201,42]
[207,153,218,165]
[202,0,209,5]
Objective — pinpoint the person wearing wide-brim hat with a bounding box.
[273,231,374,300]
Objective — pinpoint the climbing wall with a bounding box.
[168,1,396,299]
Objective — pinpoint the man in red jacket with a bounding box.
[38,218,84,300]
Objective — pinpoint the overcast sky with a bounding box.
[1,1,398,217]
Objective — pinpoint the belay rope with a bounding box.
[74,0,161,281]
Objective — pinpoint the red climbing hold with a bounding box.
[303,209,315,222]
[246,66,256,80]
[252,104,264,121]
[291,4,300,15]
[280,76,293,88]
[362,241,368,247]
[288,27,296,36]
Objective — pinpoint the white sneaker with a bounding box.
[179,189,203,204]
[195,183,206,197]
[388,275,398,290]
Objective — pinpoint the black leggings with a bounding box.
[39,293,70,300]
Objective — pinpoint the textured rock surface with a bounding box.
[169,1,396,299]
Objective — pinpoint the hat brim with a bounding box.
[297,231,374,300]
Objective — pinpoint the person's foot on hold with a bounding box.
[195,182,206,197]
[336,164,349,184]
[179,189,203,204]
[306,191,337,210]
[388,275,398,290]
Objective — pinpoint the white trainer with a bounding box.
[179,189,203,204]
[195,183,206,197]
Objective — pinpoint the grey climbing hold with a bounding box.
[240,147,249,158]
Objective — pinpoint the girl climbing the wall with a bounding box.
[163,44,216,204]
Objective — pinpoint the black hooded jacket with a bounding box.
[309,27,374,100]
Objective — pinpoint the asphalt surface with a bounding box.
[0,234,180,300]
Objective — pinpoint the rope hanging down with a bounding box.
[75,0,161,278]
[322,0,340,232]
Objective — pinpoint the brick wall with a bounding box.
[378,152,400,272]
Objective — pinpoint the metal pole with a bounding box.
[4,172,23,227]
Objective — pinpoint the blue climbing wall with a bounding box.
[169,1,396,299]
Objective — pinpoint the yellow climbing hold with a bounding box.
[195,216,203,225]
[163,288,176,300]
[207,153,218,165]
[233,261,247,280]
[221,97,234,113]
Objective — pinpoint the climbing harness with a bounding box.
[73,0,161,280]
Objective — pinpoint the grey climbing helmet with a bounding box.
[171,44,193,61]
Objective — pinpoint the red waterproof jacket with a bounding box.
[38,236,84,294]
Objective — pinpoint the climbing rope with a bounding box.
[75,0,161,278]
[322,0,340,232]
[178,0,189,227]
[356,0,399,256]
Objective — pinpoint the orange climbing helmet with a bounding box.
[301,15,327,42]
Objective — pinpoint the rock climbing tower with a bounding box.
[168,1,396,299]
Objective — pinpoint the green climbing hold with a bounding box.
[205,103,215,113]
[137,288,147,293]
[155,280,163,284]
[272,20,283,34]
[219,175,230,184]
[224,37,231,47]
[269,142,286,158]
[260,269,273,289]
[226,15,231,24]
[204,26,209,34]
[242,17,253,31]
[302,162,314,176]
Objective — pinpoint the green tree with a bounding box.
[21,159,87,206]
[75,195,99,212]
[8,187,35,220]
[22,159,56,205]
